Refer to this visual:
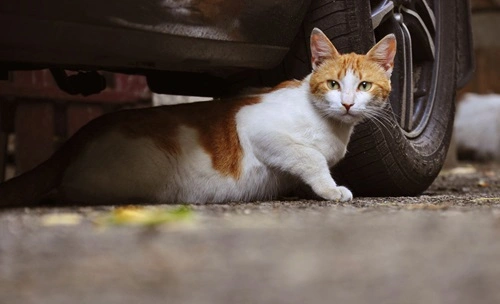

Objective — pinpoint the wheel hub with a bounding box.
[370,0,438,138]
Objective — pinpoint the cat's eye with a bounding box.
[358,81,373,91]
[327,80,340,90]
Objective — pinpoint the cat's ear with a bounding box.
[310,28,340,70]
[367,34,397,77]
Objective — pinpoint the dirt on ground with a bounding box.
[1,162,500,304]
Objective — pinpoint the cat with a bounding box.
[0,28,396,207]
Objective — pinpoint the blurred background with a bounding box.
[459,0,500,95]
[451,0,500,165]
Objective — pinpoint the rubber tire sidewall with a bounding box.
[333,0,457,196]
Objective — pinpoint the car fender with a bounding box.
[455,0,475,88]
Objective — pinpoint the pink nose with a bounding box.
[342,103,353,111]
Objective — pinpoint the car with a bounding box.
[0,0,474,196]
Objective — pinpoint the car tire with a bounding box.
[258,0,457,196]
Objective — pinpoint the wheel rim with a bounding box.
[370,0,438,138]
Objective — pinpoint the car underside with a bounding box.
[0,0,473,96]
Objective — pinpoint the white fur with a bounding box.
[60,79,358,204]
[332,70,373,118]
[238,80,355,202]
[311,70,376,125]
[60,72,388,204]
[60,126,279,204]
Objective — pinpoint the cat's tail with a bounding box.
[0,155,62,208]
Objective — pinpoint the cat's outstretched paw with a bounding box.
[335,186,353,202]
[316,185,353,202]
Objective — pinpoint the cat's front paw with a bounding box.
[316,186,353,202]
[335,186,353,202]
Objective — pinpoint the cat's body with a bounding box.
[0,29,396,206]
[61,80,350,204]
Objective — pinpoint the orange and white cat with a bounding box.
[0,28,396,206]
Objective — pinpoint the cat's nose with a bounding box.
[342,103,353,111]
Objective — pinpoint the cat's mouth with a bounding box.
[335,111,363,124]
[340,108,358,116]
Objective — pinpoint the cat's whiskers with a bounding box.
[365,110,393,126]
[365,114,393,134]
[375,108,397,128]
[317,107,336,120]
[362,106,397,134]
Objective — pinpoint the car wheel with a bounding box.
[260,0,457,196]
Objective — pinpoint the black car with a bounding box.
[0,0,474,196]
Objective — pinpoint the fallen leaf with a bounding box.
[441,166,477,175]
[99,205,193,227]
[41,213,83,226]
[477,179,489,187]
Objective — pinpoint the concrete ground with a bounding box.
[1,163,500,304]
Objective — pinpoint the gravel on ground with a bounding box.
[1,163,500,304]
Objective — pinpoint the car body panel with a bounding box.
[0,0,473,95]
[0,0,310,72]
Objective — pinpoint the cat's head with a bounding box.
[308,28,396,124]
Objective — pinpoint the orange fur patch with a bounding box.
[114,97,261,179]
[309,53,391,101]
[271,79,302,91]
[249,79,302,94]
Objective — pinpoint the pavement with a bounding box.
[1,163,500,304]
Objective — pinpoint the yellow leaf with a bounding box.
[41,213,83,226]
[100,205,193,227]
